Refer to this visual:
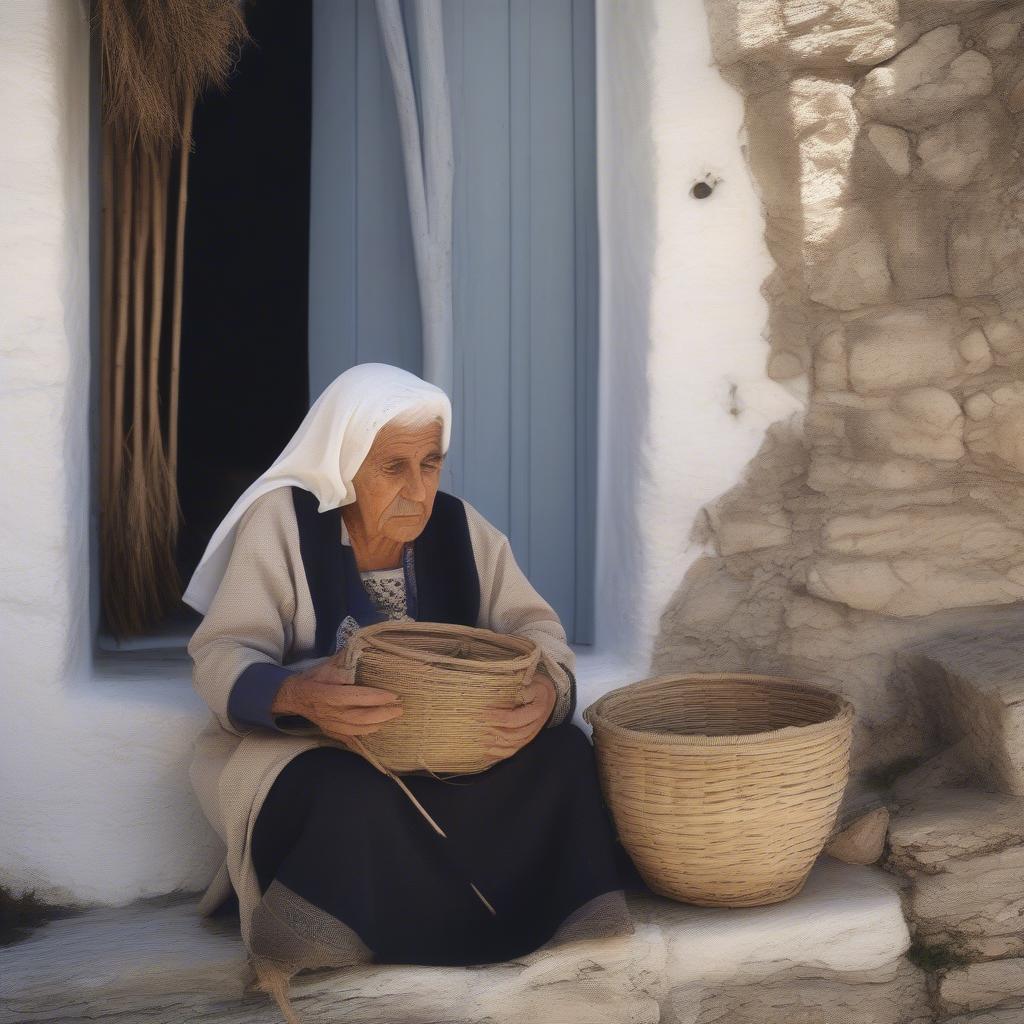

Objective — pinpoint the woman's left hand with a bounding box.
[481,667,558,760]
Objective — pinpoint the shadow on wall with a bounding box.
[594,0,659,659]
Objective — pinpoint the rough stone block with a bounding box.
[897,626,1024,794]
[879,190,951,299]
[806,558,1024,617]
[939,958,1024,1016]
[806,202,893,310]
[813,328,850,391]
[704,0,901,71]
[964,382,1024,475]
[844,387,964,462]
[824,807,890,864]
[889,739,973,805]
[807,453,944,492]
[949,192,1024,298]
[912,844,1024,948]
[854,26,993,129]
[665,957,929,1024]
[942,1002,1024,1024]
[715,511,793,556]
[865,123,911,177]
[888,787,1024,874]
[1009,77,1024,115]
[821,509,1021,561]
[914,102,1006,189]
[978,317,1024,367]
[982,10,1023,52]
[844,299,991,395]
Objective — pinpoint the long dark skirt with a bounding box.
[250,720,647,969]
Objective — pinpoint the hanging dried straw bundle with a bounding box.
[95,1,248,636]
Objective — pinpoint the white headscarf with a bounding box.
[182,362,452,614]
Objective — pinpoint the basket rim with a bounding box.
[582,671,856,747]
[351,620,540,671]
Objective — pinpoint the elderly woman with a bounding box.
[184,363,638,996]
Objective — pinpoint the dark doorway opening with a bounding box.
[173,0,313,625]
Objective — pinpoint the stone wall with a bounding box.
[654,1,1024,771]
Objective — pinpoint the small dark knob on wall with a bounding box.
[691,181,714,199]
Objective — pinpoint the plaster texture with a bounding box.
[0,2,222,906]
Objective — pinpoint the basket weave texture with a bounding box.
[583,672,855,908]
[341,621,541,774]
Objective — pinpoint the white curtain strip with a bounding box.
[375,0,455,399]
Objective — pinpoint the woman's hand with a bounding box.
[271,654,404,747]
[481,667,558,761]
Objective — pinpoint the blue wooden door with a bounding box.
[308,0,596,643]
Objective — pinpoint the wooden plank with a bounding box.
[308,0,358,397]
[508,0,532,566]
[308,0,596,640]
[450,0,512,534]
[572,0,597,644]
[526,0,576,634]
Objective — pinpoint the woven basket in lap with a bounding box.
[341,621,542,775]
[583,673,855,908]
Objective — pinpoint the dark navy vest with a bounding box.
[290,487,481,657]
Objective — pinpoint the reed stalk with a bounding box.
[100,119,114,514]
[168,96,192,484]
[125,148,156,631]
[110,134,132,497]
[95,0,247,636]
[147,144,183,611]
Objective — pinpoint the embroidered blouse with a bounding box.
[334,564,413,651]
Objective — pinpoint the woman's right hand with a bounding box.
[270,656,403,745]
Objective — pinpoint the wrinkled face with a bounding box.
[349,418,445,543]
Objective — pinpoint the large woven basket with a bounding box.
[341,621,542,775]
[583,673,855,908]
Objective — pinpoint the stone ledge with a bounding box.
[897,619,1024,796]
[0,859,924,1024]
[939,960,1024,1018]
[888,787,1024,874]
[943,1003,1024,1024]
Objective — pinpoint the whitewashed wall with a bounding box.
[0,2,218,906]
[0,0,787,905]
[593,0,797,670]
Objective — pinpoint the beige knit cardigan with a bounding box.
[186,486,577,950]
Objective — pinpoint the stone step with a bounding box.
[885,785,1024,963]
[888,787,1024,874]
[942,1004,1024,1024]
[939,960,1024,1019]
[896,616,1024,796]
[0,859,928,1024]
